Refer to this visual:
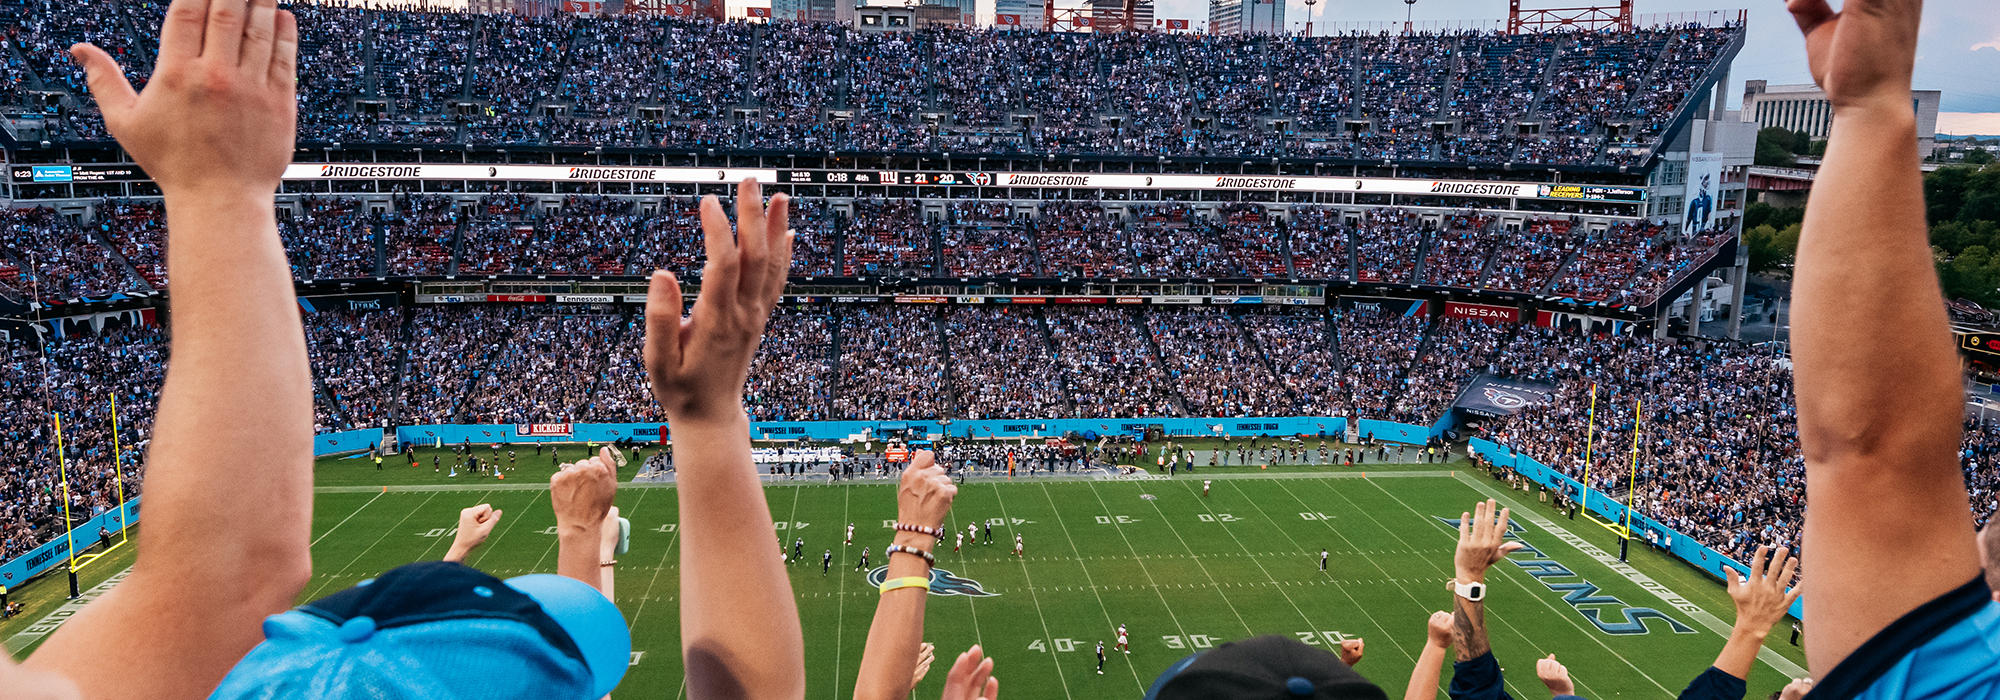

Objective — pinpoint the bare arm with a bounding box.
[26,0,312,696]
[1404,612,1452,700]
[1785,0,1979,674]
[1712,546,1799,680]
[1452,500,1520,662]
[855,451,956,700]
[647,181,802,700]
[552,449,617,591]
[444,504,502,563]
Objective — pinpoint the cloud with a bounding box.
[1938,112,2000,135]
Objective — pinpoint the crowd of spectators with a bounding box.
[1032,202,1133,278]
[305,307,405,432]
[842,199,935,277]
[1484,334,1802,565]
[941,202,1037,277]
[398,305,515,424]
[833,305,947,420]
[382,194,455,276]
[1285,207,1351,280]
[1043,307,1178,418]
[278,195,377,280]
[1333,305,1426,420]
[1481,217,1580,294]
[1239,308,1342,415]
[0,324,164,563]
[6,5,1737,163]
[1127,205,1234,278]
[1350,208,1428,284]
[942,307,1068,419]
[1548,219,1666,302]
[94,199,168,288]
[462,313,622,424]
[1416,212,1499,287]
[1213,203,1290,278]
[1146,308,1288,417]
[0,206,141,300]
[1391,317,1509,422]
[743,305,832,422]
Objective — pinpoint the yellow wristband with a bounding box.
[879,576,930,594]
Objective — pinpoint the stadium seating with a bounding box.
[2,9,1738,165]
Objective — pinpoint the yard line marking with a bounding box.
[311,492,385,548]
[622,492,683,700]
[1221,480,1423,668]
[1074,481,1204,682]
[303,491,440,601]
[1263,477,1541,700]
[470,490,546,571]
[1451,473,1809,680]
[832,485,851,700]
[1180,480,1413,666]
[983,483,1083,697]
[413,489,497,561]
[5,567,132,653]
[1355,477,1671,698]
[1122,482,1254,635]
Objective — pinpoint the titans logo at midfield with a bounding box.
[865,566,999,597]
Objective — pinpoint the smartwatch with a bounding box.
[1447,579,1486,602]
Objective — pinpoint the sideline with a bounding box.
[4,567,132,654]
[311,469,1463,494]
[1453,472,1810,679]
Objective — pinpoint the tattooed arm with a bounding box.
[1446,500,1524,700]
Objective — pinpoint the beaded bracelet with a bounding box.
[892,522,945,540]
[886,543,935,564]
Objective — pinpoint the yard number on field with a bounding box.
[1095,515,1138,524]
[772,522,810,530]
[1196,513,1239,522]
[653,524,677,533]
[1299,512,1335,521]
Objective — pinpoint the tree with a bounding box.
[1744,223,1801,275]
[1968,149,1995,166]
[1745,201,1805,232]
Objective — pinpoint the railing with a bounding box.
[1634,10,1748,29]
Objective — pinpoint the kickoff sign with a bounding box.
[518,423,574,437]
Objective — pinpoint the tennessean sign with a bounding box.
[270,163,1642,203]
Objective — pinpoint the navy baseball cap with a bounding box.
[210,561,630,699]
[1143,635,1387,700]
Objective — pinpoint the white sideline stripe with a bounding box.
[1452,473,1810,679]
[5,567,132,653]
[313,491,385,547]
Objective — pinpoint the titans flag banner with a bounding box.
[1452,375,1556,418]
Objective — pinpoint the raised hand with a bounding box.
[1337,638,1365,667]
[70,0,296,197]
[643,179,792,423]
[898,450,958,532]
[1786,0,1920,113]
[1728,545,1801,633]
[444,504,503,563]
[1779,677,1813,700]
[940,645,998,700]
[1536,654,1575,696]
[552,448,619,533]
[1424,611,1453,649]
[912,642,937,687]
[1455,499,1523,583]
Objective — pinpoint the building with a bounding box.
[994,0,1046,28]
[1086,0,1153,30]
[770,0,855,22]
[1741,80,1941,155]
[854,3,963,29]
[1208,0,1279,35]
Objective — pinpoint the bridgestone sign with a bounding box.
[277,164,1642,202]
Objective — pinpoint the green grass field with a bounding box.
[5,451,1811,699]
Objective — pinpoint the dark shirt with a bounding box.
[1675,667,1746,700]
[1449,651,1514,700]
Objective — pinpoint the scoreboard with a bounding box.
[1535,184,1646,202]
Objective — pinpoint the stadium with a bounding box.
[0,0,1985,698]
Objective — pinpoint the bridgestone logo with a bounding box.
[1429,182,1520,195]
[569,168,659,181]
[320,165,421,178]
[1215,177,1297,189]
[1007,174,1089,186]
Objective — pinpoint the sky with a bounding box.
[1135,0,2000,133]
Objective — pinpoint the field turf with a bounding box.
[6,452,1812,698]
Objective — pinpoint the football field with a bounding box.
[1,451,1811,697]
[294,461,1807,699]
